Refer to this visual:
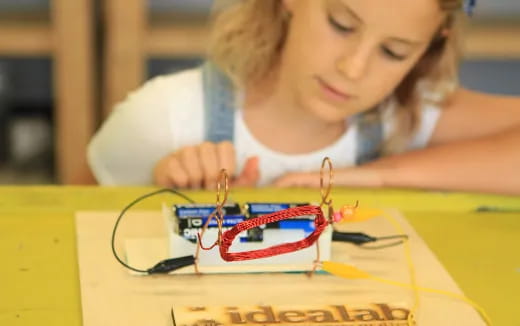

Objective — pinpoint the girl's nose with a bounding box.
[336,44,371,81]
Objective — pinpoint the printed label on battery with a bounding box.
[178,216,246,229]
[174,203,241,218]
[181,226,248,242]
[246,203,309,215]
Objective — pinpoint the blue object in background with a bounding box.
[460,60,520,96]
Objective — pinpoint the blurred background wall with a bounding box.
[0,0,518,184]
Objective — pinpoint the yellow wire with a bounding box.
[369,275,493,325]
[325,209,493,326]
[382,212,419,326]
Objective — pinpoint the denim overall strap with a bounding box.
[202,61,236,143]
[355,108,383,165]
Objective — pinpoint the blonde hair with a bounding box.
[208,0,466,153]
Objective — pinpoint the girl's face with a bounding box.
[279,0,445,122]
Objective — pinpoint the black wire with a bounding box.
[332,230,409,250]
[359,234,409,250]
[111,188,196,274]
[171,308,177,326]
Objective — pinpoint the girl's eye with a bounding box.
[328,15,355,34]
[381,46,407,61]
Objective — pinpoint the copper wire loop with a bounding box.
[320,157,333,206]
[194,169,230,273]
[196,211,221,251]
[198,170,227,250]
[216,168,229,208]
[315,157,334,274]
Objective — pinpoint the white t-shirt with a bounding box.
[88,67,441,185]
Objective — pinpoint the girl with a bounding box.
[88,0,520,194]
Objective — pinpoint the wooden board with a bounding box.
[75,209,486,326]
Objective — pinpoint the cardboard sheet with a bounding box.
[75,209,485,326]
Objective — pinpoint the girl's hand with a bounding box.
[153,141,259,189]
[273,166,384,188]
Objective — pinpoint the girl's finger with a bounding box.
[233,156,260,187]
[198,142,219,190]
[216,141,236,177]
[164,155,190,188]
[178,146,203,189]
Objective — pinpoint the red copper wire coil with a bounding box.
[218,205,329,261]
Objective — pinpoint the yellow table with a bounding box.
[0,186,519,325]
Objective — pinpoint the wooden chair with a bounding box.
[102,0,210,117]
[0,0,97,184]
